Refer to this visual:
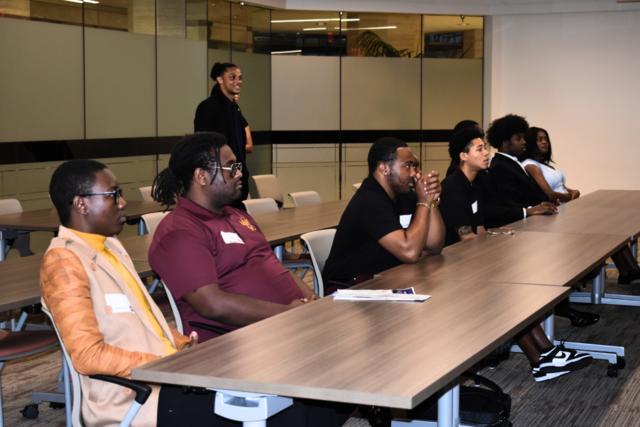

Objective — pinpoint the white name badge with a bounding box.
[105,293,133,314]
[472,200,478,214]
[399,214,412,229]
[220,231,245,244]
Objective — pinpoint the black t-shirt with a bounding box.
[439,169,485,246]
[323,176,417,284]
[194,85,248,164]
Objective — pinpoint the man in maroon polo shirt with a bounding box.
[148,132,317,342]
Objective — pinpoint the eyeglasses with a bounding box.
[213,162,243,177]
[77,187,124,204]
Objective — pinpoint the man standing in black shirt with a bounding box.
[323,137,445,290]
[195,62,252,204]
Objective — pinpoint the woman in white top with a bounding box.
[522,127,580,203]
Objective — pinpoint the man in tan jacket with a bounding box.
[40,159,243,426]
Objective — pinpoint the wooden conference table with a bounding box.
[0,200,168,261]
[374,230,627,288]
[134,278,568,425]
[0,200,348,315]
[568,189,640,210]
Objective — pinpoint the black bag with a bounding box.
[405,372,512,426]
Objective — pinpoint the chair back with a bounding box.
[161,281,184,334]
[0,199,22,215]
[42,307,83,427]
[251,175,284,206]
[300,228,337,297]
[140,211,169,236]
[138,186,153,202]
[242,198,279,216]
[288,191,321,207]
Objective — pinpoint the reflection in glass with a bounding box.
[267,9,344,56]
[421,15,484,130]
[208,0,231,49]
[2,0,82,25]
[344,12,421,58]
[186,0,206,40]
[423,15,483,58]
[229,1,269,53]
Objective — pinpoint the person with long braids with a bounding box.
[148,132,351,426]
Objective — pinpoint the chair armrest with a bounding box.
[188,321,231,335]
[89,375,152,405]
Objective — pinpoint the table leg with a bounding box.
[0,235,6,262]
[437,383,459,427]
[542,312,555,342]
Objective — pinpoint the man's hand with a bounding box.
[414,170,440,204]
[186,331,198,348]
[569,189,580,200]
[424,170,441,204]
[527,202,558,216]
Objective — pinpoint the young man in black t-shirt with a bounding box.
[323,137,445,290]
[440,127,490,246]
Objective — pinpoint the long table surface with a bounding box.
[0,200,349,312]
[369,230,628,288]
[568,189,640,210]
[509,203,640,238]
[0,200,168,233]
[133,278,568,409]
[250,200,348,246]
[0,236,152,313]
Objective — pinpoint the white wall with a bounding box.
[487,10,640,194]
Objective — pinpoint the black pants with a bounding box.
[157,385,351,427]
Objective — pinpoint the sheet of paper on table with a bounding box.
[333,287,430,302]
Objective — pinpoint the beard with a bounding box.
[388,170,412,195]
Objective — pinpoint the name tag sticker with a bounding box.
[105,293,133,314]
[399,214,412,229]
[220,231,245,244]
[472,200,478,214]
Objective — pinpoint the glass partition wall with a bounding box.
[0,0,483,201]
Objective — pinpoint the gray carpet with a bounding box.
[3,272,640,426]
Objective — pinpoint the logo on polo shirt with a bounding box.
[238,216,256,232]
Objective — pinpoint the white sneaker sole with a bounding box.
[533,370,571,382]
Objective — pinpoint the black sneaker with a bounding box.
[531,346,592,382]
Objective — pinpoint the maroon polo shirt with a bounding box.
[148,197,304,341]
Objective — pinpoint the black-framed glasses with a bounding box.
[77,187,124,204]
[213,162,243,177]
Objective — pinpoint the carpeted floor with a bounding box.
[3,270,640,426]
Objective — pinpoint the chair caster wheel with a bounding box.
[607,364,618,377]
[617,356,626,370]
[21,404,39,419]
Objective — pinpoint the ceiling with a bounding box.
[249,0,640,15]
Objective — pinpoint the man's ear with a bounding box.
[378,162,390,176]
[72,196,87,215]
[193,167,210,186]
[216,76,224,86]
[459,151,468,163]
